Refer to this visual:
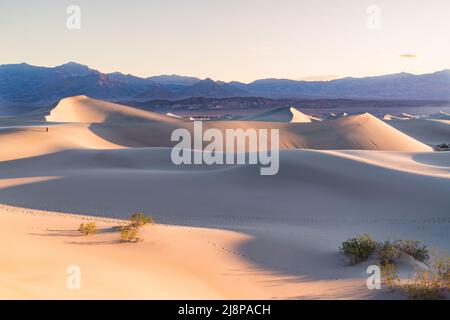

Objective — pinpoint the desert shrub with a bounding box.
[78,222,97,235]
[119,225,140,243]
[377,240,401,266]
[385,250,449,300]
[340,234,377,265]
[402,269,445,300]
[380,263,400,287]
[117,212,154,243]
[340,235,448,299]
[395,239,429,263]
[340,235,431,266]
[130,212,154,227]
[428,250,450,284]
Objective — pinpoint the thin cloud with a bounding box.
[399,54,419,58]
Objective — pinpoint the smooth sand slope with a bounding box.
[388,118,450,146]
[1,149,448,299]
[1,206,304,299]
[0,96,449,299]
[383,114,410,121]
[46,95,180,123]
[204,113,432,151]
[242,107,322,123]
[0,97,432,163]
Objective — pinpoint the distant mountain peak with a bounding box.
[179,77,250,98]
[57,61,89,69]
[146,74,201,86]
[195,78,218,87]
[56,62,92,76]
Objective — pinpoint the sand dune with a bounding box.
[389,118,450,146]
[0,124,125,161]
[383,114,410,121]
[205,113,431,151]
[43,99,432,152]
[427,111,450,120]
[166,112,183,119]
[401,113,416,120]
[281,113,431,151]
[0,203,383,299]
[0,148,448,299]
[1,113,431,163]
[46,95,180,123]
[242,107,322,123]
[321,112,339,120]
[1,97,449,299]
[0,206,295,299]
[1,148,448,219]
[90,112,427,152]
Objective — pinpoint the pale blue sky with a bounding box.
[1,0,449,82]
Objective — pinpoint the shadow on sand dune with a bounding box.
[1,149,449,289]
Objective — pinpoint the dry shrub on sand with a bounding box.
[119,212,155,243]
[130,212,154,227]
[78,222,97,235]
[119,225,140,243]
[341,235,449,299]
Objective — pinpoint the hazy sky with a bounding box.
[0,0,449,82]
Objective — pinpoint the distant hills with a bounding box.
[231,71,450,100]
[1,62,450,114]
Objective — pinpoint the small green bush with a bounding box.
[78,222,97,235]
[130,212,154,227]
[340,234,377,265]
[119,225,140,243]
[395,239,429,263]
[377,240,401,266]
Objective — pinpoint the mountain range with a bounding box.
[1,62,450,114]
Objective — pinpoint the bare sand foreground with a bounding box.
[0,96,449,299]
